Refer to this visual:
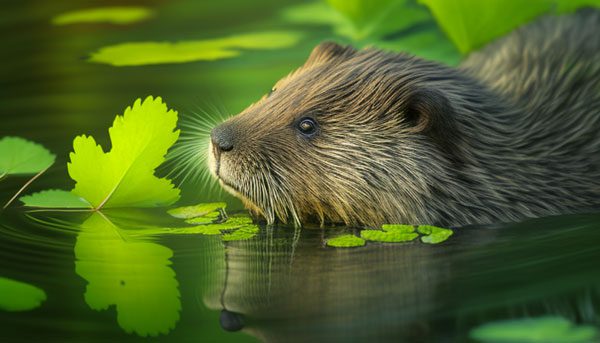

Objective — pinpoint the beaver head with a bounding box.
[208,42,468,227]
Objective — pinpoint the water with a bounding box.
[1,1,599,342]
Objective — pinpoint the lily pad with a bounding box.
[222,225,260,241]
[469,316,599,343]
[0,277,47,312]
[417,225,453,244]
[0,136,55,177]
[361,224,418,243]
[52,6,154,25]
[89,31,303,66]
[326,234,366,247]
[167,202,226,219]
[184,211,221,225]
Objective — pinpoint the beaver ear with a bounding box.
[405,89,463,162]
[305,41,356,66]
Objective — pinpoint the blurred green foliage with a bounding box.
[469,316,599,343]
[89,32,303,66]
[52,6,154,25]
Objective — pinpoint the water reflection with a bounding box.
[203,215,600,342]
[75,212,181,337]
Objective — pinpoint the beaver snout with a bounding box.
[211,124,235,155]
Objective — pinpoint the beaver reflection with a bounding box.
[202,217,600,343]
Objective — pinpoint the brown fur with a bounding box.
[209,9,600,227]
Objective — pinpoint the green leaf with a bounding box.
[167,202,226,219]
[376,28,461,66]
[20,189,92,208]
[89,31,303,66]
[417,225,453,244]
[0,136,55,177]
[283,1,430,41]
[469,316,599,343]
[361,224,418,243]
[184,212,221,224]
[68,96,180,209]
[326,234,366,247]
[419,0,552,53]
[52,6,154,25]
[0,277,47,312]
[222,225,260,241]
[75,213,181,336]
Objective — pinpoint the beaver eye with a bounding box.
[297,117,317,136]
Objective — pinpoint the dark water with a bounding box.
[1,1,600,342]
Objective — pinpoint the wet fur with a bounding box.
[210,9,600,227]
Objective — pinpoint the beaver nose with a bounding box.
[211,124,234,152]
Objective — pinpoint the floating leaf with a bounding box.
[469,316,599,343]
[75,213,180,336]
[20,189,92,209]
[326,234,366,248]
[52,6,154,25]
[222,225,260,241]
[89,31,303,66]
[0,137,55,178]
[167,202,226,219]
[127,211,258,241]
[419,0,552,54]
[184,211,221,224]
[361,224,418,243]
[67,96,180,209]
[417,225,453,244]
[0,277,47,312]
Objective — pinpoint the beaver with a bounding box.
[208,9,600,227]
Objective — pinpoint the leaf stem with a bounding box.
[3,167,50,210]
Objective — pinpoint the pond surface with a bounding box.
[1,1,599,342]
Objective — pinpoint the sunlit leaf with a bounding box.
[167,202,226,219]
[0,277,47,312]
[75,213,180,336]
[469,316,599,343]
[89,31,303,66]
[67,96,180,209]
[417,225,453,244]
[0,137,55,177]
[52,6,154,25]
[326,234,366,247]
[419,0,552,53]
[20,189,92,209]
[361,224,418,243]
